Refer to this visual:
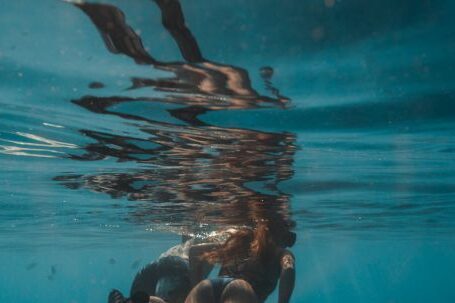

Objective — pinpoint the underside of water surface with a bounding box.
[1,0,455,302]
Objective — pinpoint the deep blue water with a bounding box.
[1,0,455,302]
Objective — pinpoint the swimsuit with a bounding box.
[210,276,235,303]
[218,253,281,303]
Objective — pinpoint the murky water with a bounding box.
[1,0,455,302]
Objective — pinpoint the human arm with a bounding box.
[188,243,218,286]
[278,250,295,303]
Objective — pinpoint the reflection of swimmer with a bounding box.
[108,237,216,303]
[71,1,289,111]
[186,222,295,303]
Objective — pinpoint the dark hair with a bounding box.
[202,220,295,265]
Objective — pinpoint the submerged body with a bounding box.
[186,226,296,303]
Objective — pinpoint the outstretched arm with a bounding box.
[278,250,295,303]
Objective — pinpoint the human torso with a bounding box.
[218,248,283,302]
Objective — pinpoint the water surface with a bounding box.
[1,0,455,302]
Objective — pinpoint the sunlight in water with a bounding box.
[0,131,78,157]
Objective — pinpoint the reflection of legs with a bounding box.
[221,279,257,303]
[73,2,157,65]
[185,280,215,303]
[154,0,204,63]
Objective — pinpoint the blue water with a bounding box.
[1,0,455,302]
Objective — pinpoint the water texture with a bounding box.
[0,0,454,302]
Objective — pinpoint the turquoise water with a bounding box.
[1,0,455,302]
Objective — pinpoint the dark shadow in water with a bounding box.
[25,262,37,270]
[55,2,297,301]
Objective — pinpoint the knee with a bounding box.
[185,279,214,303]
[194,279,213,291]
[148,296,166,303]
[221,279,257,303]
[226,279,253,291]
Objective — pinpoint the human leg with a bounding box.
[220,279,257,303]
[184,279,215,303]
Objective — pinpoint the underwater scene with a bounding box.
[1,0,455,302]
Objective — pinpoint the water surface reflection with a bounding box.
[55,0,296,238]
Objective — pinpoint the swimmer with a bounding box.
[185,222,296,303]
